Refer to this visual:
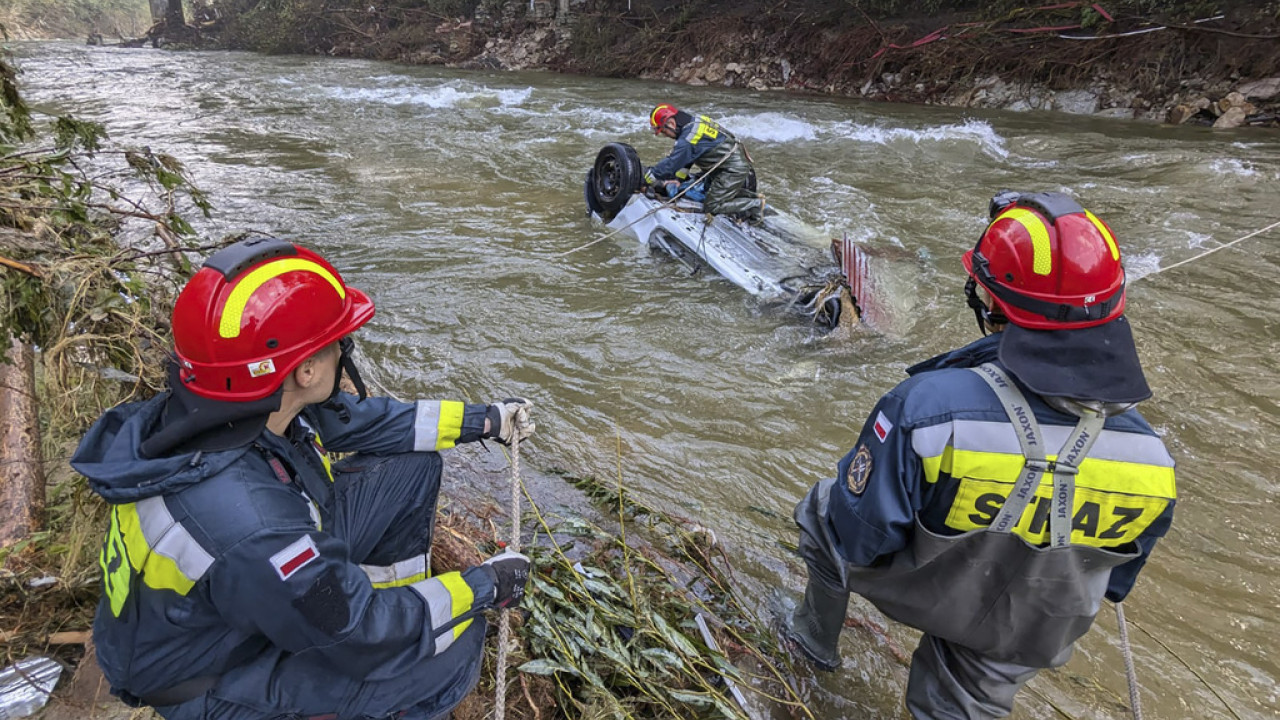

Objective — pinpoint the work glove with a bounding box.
[485,398,535,445]
[481,549,531,608]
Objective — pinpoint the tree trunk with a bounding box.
[0,335,44,548]
[165,0,186,28]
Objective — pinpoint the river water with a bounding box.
[12,41,1280,719]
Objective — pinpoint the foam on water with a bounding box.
[830,118,1008,159]
[1207,157,1262,178]
[719,112,819,142]
[315,81,532,109]
[1125,251,1162,280]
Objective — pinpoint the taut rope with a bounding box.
[492,406,530,720]
[1115,602,1144,720]
[1136,218,1280,281]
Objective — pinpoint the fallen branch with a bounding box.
[0,255,42,277]
[0,630,90,645]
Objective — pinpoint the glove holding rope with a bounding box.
[481,550,531,608]
[484,398,535,445]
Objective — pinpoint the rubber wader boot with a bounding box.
[785,578,848,672]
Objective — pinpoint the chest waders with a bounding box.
[835,363,1138,667]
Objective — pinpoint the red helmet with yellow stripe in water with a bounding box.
[171,237,374,402]
[649,103,679,135]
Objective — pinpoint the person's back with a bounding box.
[787,190,1176,718]
[644,103,763,222]
[820,336,1174,665]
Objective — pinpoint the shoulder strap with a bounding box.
[968,363,1106,547]
[252,442,294,485]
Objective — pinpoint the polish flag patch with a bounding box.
[270,535,319,581]
[872,411,893,443]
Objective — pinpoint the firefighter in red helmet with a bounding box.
[645,102,764,223]
[785,192,1177,718]
[74,237,534,720]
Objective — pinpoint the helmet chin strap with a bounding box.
[964,277,1007,336]
[321,337,368,423]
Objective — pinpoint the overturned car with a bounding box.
[584,142,868,331]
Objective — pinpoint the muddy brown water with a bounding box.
[12,41,1280,719]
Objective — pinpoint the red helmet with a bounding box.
[171,237,375,402]
[650,103,679,134]
[962,191,1125,331]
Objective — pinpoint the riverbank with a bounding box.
[204,0,1280,129]
[7,2,1280,128]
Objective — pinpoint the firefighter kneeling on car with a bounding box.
[785,191,1177,718]
[73,237,533,720]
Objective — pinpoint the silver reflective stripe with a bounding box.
[969,364,1105,547]
[911,423,953,459]
[913,419,1172,467]
[361,554,427,587]
[950,420,1172,466]
[410,577,458,653]
[136,496,215,581]
[412,401,442,452]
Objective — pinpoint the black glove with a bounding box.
[484,398,534,445]
[482,550,530,609]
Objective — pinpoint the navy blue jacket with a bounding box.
[827,334,1176,602]
[72,392,496,702]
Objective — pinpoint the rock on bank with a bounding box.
[213,0,1280,129]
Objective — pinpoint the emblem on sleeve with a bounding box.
[270,535,320,581]
[846,444,873,496]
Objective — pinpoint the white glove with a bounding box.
[487,398,534,445]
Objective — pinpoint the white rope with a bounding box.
[1137,218,1280,281]
[492,407,529,720]
[1115,602,1144,720]
[1059,14,1224,40]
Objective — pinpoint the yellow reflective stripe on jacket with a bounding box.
[689,116,720,145]
[410,571,475,651]
[100,497,216,615]
[913,420,1175,547]
[946,476,1169,546]
[915,420,1175,483]
[412,400,466,451]
[310,425,334,483]
[100,507,132,617]
[362,554,429,588]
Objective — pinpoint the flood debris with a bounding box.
[434,472,814,720]
[0,656,62,719]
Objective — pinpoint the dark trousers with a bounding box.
[160,453,483,720]
[794,478,1065,719]
[702,148,760,217]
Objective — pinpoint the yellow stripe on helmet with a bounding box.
[219,259,346,339]
[997,207,1053,276]
[1084,210,1121,260]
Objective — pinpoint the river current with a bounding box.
[12,41,1280,719]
